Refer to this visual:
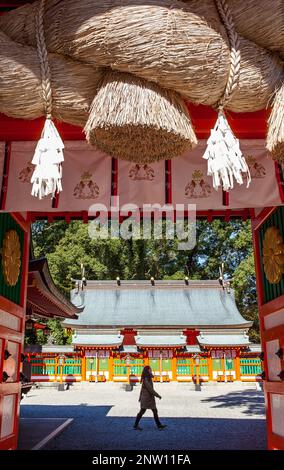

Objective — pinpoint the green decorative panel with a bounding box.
[149,359,159,372]
[61,358,81,375]
[99,358,108,372]
[113,358,143,375]
[114,358,127,375]
[177,359,191,375]
[31,358,44,375]
[31,357,82,376]
[130,360,144,375]
[259,206,284,303]
[0,213,24,305]
[240,358,262,375]
[45,358,56,374]
[212,359,222,371]
[162,359,172,371]
[225,359,235,370]
[31,358,55,375]
[87,358,97,370]
[193,359,208,375]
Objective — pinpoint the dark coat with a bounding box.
[139,378,161,409]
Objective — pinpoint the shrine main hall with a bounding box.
[26,279,261,384]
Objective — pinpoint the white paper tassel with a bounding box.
[203,112,251,191]
[31,118,64,199]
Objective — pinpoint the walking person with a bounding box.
[134,365,167,430]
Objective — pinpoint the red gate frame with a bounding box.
[0,213,30,450]
[252,208,284,450]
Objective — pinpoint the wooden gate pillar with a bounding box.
[81,355,86,381]
[207,353,213,381]
[108,354,113,381]
[252,207,284,450]
[0,213,30,450]
[235,351,241,381]
[172,354,177,381]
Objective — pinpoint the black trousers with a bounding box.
[134,408,161,427]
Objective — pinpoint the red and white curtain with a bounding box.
[118,159,165,209]
[0,139,283,212]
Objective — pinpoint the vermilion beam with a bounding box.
[0,105,269,141]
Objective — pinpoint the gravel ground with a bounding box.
[20,382,267,450]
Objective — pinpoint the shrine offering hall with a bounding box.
[25,280,261,384]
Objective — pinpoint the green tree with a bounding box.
[32,220,68,258]
[46,319,72,345]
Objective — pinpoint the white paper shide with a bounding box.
[31,118,64,199]
[203,112,251,191]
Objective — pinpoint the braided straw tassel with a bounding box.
[31,0,64,200]
[203,0,250,191]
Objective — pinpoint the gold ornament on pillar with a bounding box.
[262,226,284,284]
[1,230,21,286]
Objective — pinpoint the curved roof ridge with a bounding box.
[64,282,251,328]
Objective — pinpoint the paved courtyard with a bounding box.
[19,382,267,450]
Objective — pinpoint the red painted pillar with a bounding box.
[252,208,284,450]
[0,213,30,450]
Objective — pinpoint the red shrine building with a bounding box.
[24,279,261,385]
[60,280,261,384]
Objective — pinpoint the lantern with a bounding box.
[25,318,34,331]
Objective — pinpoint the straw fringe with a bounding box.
[85,70,197,163]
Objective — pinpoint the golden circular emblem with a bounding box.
[262,226,284,284]
[2,230,21,287]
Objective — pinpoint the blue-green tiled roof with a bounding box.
[64,280,251,329]
[72,334,123,347]
[197,333,250,346]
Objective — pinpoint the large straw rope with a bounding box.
[35,0,53,119]
[0,30,102,127]
[1,0,282,112]
[215,0,241,111]
[182,0,284,58]
[267,83,284,161]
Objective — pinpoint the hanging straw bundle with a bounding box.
[1,0,283,112]
[0,31,102,128]
[182,0,284,58]
[85,70,197,163]
[219,0,284,59]
[267,82,284,161]
[1,0,284,166]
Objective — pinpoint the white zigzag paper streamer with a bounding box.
[203,112,251,191]
[31,118,64,199]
